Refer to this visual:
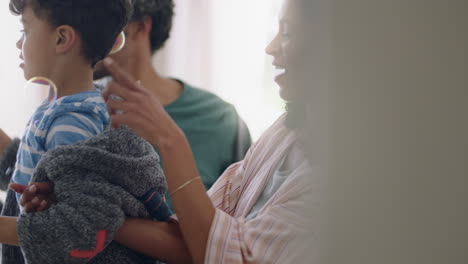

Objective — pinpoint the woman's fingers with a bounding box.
[9,182,55,213]
[16,182,55,211]
[19,184,37,207]
[23,194,51,213]
[109,112,131,129]
[109,112,145,130]
[9,183,27,194]
[101,57,177,147]
[102,81,140,103]
[106,93,147,130]
[106,94,134,114]
[103,58,142,93]
[36,199,51,212]
[31,182,54,194]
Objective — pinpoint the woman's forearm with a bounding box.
[115,218,192,264]
[100,59,217,263]
[158,133,217,264]
[0,216,19,246]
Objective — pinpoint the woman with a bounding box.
[7,0,320,263]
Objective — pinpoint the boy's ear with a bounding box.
[55,25,77,54]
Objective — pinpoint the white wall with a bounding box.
[326,0,468,263]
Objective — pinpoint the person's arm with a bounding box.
[103,58,216,264]
[114,218,192,264]
[0,128,12,154]
[0,129,20,191]
[0,216,19,246]
[10,182,54,212]
[161,136,217,263]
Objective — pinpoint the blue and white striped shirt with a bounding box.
[12,89,110,206]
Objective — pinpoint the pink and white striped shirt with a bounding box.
[205,115,318,263]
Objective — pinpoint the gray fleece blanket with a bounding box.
[13,127,167,264]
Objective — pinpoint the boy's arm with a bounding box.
[0,216,19,246]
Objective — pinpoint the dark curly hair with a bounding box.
[131,0,174,54]
[9,0,133,66]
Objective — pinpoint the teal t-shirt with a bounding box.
[164,81,241,208]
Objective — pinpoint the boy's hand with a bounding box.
[0,128,12,154]
[9,182,56,213]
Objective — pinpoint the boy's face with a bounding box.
[17,7,56,80]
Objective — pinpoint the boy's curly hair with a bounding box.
[10,0,133,66]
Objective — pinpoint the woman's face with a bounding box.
[266,0,305,102]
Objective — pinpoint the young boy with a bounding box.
[9,0,130,206]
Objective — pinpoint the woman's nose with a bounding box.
[265,33,281,56]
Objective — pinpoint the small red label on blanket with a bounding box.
[70,230,107,259]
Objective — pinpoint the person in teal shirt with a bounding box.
[92,0,252,195]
